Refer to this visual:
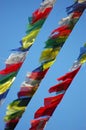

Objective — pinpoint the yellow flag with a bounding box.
[6,106,25,116]
[7,101,25,111]
[40,48,59,62]
[43,59,56,70]
[0,78,15,94]
[22,28,40,49]
[4,108,25,122]
[79,54,86,64]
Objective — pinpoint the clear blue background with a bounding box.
[0,0,86,130]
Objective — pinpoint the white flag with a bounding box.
[5,52,27,65]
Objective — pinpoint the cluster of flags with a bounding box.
[0,0,56,105]
[0,52,26,105]
[29,43,86,130]
[3,0,86,130]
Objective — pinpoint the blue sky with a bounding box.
[0,0,86,130]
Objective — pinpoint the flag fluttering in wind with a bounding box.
[29,43,86,130]
[4,0,86,129]
[0,0,57,105]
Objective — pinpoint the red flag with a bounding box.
[0,62,22,75]
[30,116,50,130]
[18,86,37,98]
[32,7,52,24]
[44,93,64,106]
[18,91,33,98]
[57,66,81,81]
[28,68,48,80]
[58,29,71,37]
[51,25,70,34]
[49,78,72,93]
[51,30,71,39]
[72,11,82,18]
[34,101,59,118]
[51,25,71,39]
